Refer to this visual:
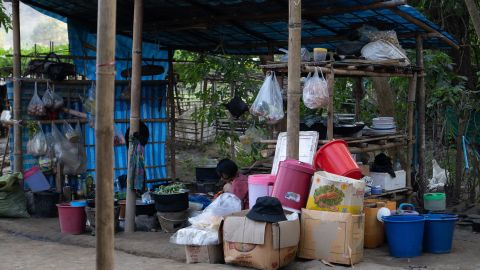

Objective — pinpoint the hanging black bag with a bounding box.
[224,95,249,119]
[42,53,76,81]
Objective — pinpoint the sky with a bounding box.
[1,2,68,49]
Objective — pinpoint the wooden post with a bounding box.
[354,78,363,122]
[125,0,143,234]
[406,73,418,189]
[286,0,301,159]
[230,82,235,160]
[12,0,22,176]
[416,35,426,189]
[326,70,335,140]
[95,0,117,269]
[168,49,176,178]
[199,80,207,143]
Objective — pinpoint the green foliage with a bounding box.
[0,0,11,32]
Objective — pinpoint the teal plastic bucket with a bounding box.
[423,214,458,253]
[383,215,425,257]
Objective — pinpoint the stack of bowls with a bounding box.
[370,117,396,135]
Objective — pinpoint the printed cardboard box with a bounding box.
[223,211,299,270]
[185,244,224,264]
[306,171,365,214]
[298,209,365,265]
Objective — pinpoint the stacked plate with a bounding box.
[365,117,397,135]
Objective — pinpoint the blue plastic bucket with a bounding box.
[383,215,425,258]
[423,214,458,253]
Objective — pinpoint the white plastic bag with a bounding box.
[27,82,46,117]
[250,72,284,124]
[188,193,241,229]
[302,67,329,109]
[27,124,48,156]
[52,123,85,175]
[361,40,410,65]
[170,226,220,245]
[51,86,64,110]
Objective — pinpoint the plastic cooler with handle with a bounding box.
[248,174,276,208]
[272,160,314,212]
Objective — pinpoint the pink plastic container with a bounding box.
[313,140,362,179]
[248,174,276,208]
[24,166,50,192]
[272,160,314,212]
[57,203,86,234]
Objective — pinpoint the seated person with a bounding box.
[216,158,248,209]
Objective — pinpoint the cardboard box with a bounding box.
[306,171,365,214]
[370,170,406,191]
[298,209,365,265]
[223,211,300,270]
[185,244,224,264]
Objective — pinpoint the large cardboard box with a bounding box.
[185,244,224,264]
[223,211,300,270]
[298,209,365,265]
[306,171,365,214]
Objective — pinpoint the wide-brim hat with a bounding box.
[246,196,287,223]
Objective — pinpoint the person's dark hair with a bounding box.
[216,159,238,179]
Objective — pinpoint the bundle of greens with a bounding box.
[154,183,187,195]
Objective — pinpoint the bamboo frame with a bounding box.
[125,0,143,234]
[168,49,176,178]
[12,0,22,176]
[286,0,301,159]
[416,35,426,189]
[95,0,116,268]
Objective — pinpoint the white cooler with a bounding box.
[248,174,276,208]
[370,170,406,191]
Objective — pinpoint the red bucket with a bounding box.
[57,203,86,234]
[313,140,362,179]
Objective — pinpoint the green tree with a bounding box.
[0,0,11,32]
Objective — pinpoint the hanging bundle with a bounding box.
[250,72,284,124]
[302,67,329,109]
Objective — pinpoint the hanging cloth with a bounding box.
[127,135,145,191]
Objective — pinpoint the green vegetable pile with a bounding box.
[154,183,187,195]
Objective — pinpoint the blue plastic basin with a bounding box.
[383,215,425,258]
[423,214,458,254]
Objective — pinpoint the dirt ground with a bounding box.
[1,217,480,270]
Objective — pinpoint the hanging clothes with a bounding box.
[127,135,145,191]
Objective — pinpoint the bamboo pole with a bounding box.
[95,0,117,268]
[326,70,335,140]
[125,0,143,234]
[286,0,301,159]
[168,49,176,178]
[200,80,207,143]
[416,35,426,190]
[12,0,22,176]
[406,73,418,189]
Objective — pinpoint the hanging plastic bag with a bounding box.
[63,121,80,143]
[51,85,64,110]
[27,123,48,156]
[250,72,284,124]
[114,126,126,146]
[302,67,329,109]
[83,82,96,116]
[73,122,87,175]
[51,123,82,175]
[27,82,46,117]
[41,85,54,109]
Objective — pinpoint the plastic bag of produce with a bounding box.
[27,124,48,156]
[51,87,64,110]
[188,193,241,230]
[42,86,54,109]
[63,121,80,143]
[250,72,284,124]
[52,123,82,175]
[0,173,29,218]
[27,82,46,116]
[302,67,329,109]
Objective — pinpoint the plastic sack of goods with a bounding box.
[250,72,284,124]
[170,193,241,246]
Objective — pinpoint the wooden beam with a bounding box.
[287,0,301,159]
[168,50,176,178]
[416,35,426,190]
[392,8,459,50]
[326,69,335,140]
[125,0,143,234]
[406,73,417,189]
[12,0,22,176]
[95,0,116,269]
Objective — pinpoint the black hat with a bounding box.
[246,197,287,223]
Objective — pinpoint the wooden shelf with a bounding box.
[366,187,410,199]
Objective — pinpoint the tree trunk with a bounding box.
[465,0,480,38]
[455,117,466,202]
[372,77,395,117]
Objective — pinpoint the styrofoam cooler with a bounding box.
[272,160,314,212]
[370,170,406,191]
[248,174,276,208]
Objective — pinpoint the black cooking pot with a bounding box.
[151,192,189,212]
